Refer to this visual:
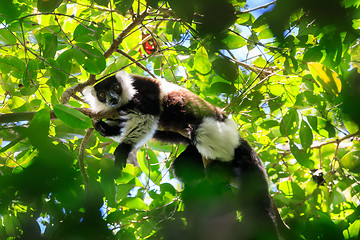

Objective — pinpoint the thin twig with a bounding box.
[78,128,94,187]
[237,1,277,14]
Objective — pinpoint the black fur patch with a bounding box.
[119,76,161,115]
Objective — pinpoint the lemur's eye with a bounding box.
[114,85,120,91]
[99,92,105,98]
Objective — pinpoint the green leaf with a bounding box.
[303,47,323,63]
[0,1,20,23]
[73,43,106,75]
[212,57,239,82]
[38,33,58,59]
[209,82,235,95]
[73,24,95,43]
[278,180,305,201]
[0,28,17,45]
[344,219,360,239]
[146,0,160,8]
[167,0,193,23]
[341,151,360,173]
[260,120,279,130]
[23,60,38,87]
[222,33,246,49]
[289,140,313,168]
[307,62,342,97]
[53,104,92,129]
[137,149,161,185]
[343,114,359,134]
[0,55,25,78]
[3,214,20,237]
[120,197,149,210]
[28,107,51,147]
[0,136,24,154]
[37,0,63,12]
[73,23,105,43]
[50,49,73,87]
[258,28,273,40]
[194,46,211,75]
[280,109,299,137]
[300,119,313,149]
[114,0,133,15]
[94,0,110,7]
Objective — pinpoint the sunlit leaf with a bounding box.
[343,114,359,134]
[278,180,305,201]
[137,149,161,185]
[341,151,360,173]
[307,62,342,97]
[120,197,149,210]
[300,119,313,149]
[222,33,246,49]
[344,219,360,239]
[194,46,211,75]
[280,109,299,137]
[289,140,313,168]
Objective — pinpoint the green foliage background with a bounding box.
[0,0,360,239]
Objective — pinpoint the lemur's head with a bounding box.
[83,71,136,112]
[94,75,122,107]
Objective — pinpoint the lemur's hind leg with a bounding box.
[172,144,205,184]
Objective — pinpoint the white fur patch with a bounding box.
[195,118,240,162]
[116,71,136,106]
[158,78,183,99]
[82,86,112,113]
[110,111,159,148]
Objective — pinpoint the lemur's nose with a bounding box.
[109,97,118,106]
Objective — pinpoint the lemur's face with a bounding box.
[94,76,123,107]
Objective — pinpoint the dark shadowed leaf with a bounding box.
[212,57,239,82]
[167,0,194,23]
[37,0,63,12]
[114,0,134,15]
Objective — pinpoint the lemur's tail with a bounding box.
[232,138,288,240]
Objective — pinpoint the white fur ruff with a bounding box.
[82,86,112,113]
[195,118,240,162]
[115,71,136,106]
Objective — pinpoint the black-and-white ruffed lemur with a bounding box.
[83,71,286,240]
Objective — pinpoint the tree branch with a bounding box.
[0,108,122,124]
[78,128,94,187]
